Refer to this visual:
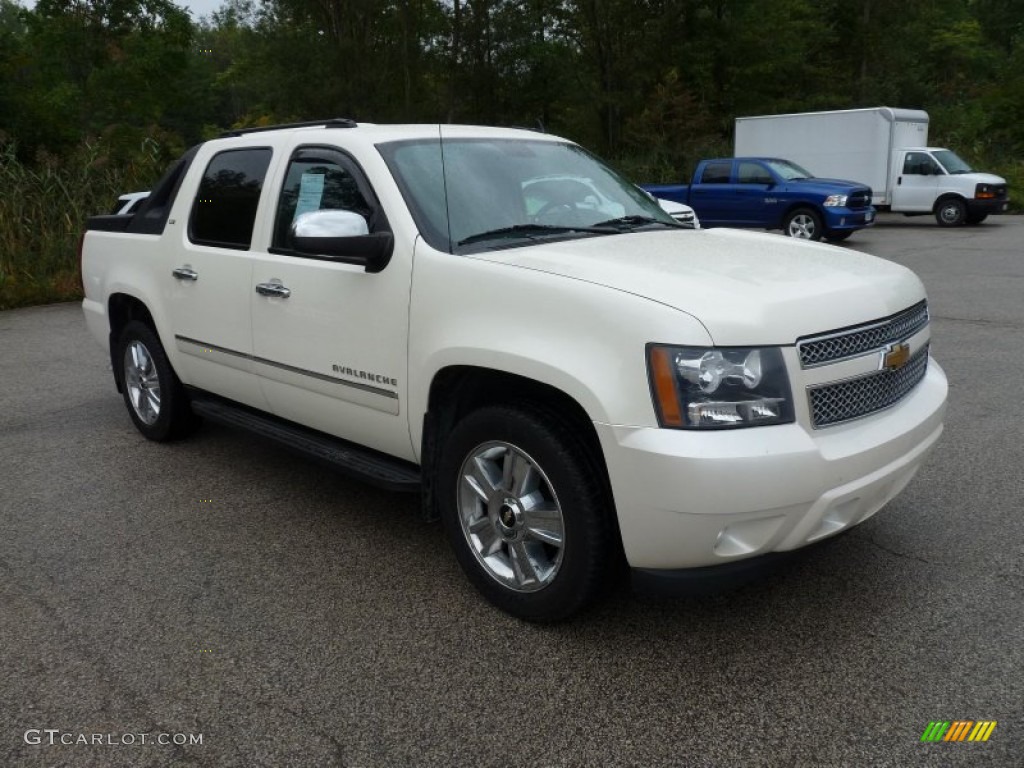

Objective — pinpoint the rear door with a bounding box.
[163,146,272,410]
[247,143,416,460]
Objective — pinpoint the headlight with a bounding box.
[975,183,996,199]
[647,345,794,429]
[823,195,847,207]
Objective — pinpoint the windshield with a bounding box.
[378,135,679,253]
[932,149,974,174]
[763,159,813,180]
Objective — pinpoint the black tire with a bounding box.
[824,230,853,242]
[116,320,200,441]
[966,212,988,225]
[438,404,615,622]
[935,197,967,227]
[783,208,823,240]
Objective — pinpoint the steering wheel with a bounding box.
[532,200,579,224]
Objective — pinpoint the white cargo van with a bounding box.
[735,107,1009,227]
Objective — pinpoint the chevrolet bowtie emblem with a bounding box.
[881,342,911,371]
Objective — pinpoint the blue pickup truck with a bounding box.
[643,157,875,242]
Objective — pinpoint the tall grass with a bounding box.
[0,138,167,310]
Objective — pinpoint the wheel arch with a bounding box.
[107,293,157,392]
[418,365,616,530]
[778,202,822,231]
[933,192,967,213]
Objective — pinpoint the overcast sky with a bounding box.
[174,0,225,20]
[16,0,227,21]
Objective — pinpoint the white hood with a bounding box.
[475,228,926,346]
[960,172,1006,184]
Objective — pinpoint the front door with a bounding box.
[248,144,416,461]
[892,151,942,212]
[732,160,776,227]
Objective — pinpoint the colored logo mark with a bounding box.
[921,721,997,742]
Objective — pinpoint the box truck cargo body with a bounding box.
[735,107,1009,227]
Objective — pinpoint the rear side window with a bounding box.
[189,148,272,249]
[700,161,732,184]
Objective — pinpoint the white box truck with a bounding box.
[734,107,1009,227]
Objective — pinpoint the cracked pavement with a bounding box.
[1,214,1022,766]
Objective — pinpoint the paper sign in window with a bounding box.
[294,173,326,220]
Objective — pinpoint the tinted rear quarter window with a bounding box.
[189,148,272,249]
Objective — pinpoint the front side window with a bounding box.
[378,136,680,253]
[272,148,378,251]
[903,152,939,176]
[737,162,773,185]
[189,148,272,249]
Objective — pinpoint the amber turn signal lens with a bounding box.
[649,347,683,427]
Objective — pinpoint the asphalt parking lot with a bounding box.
[1,213,1022,767]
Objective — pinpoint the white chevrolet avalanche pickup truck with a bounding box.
[81,119,948,621]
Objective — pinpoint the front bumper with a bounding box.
[966,197,1010,215]
[822,206,876,232]
[596,361,947,571]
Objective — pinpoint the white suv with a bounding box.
[81,121,947,621]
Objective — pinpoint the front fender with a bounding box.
[406,242,713,458]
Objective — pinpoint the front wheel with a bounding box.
[438,405,615,622]
[935,197,967,227]
[116,321,200,441]
[783,208,823,240]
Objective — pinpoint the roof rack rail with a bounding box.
[219,118,357,138]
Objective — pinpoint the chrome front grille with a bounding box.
[808,344,929,428]
[798,301,929,368]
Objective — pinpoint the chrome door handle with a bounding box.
[255,282,291,298]
[172,267,198,281]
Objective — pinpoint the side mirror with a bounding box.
[291,210,394,273]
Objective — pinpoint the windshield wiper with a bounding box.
[590,214,681,230]
[457,224,614,247]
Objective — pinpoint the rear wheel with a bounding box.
[116,321,200,441]
[783,208,823,240]
[935,197,966,227]
[438,404,614,622]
